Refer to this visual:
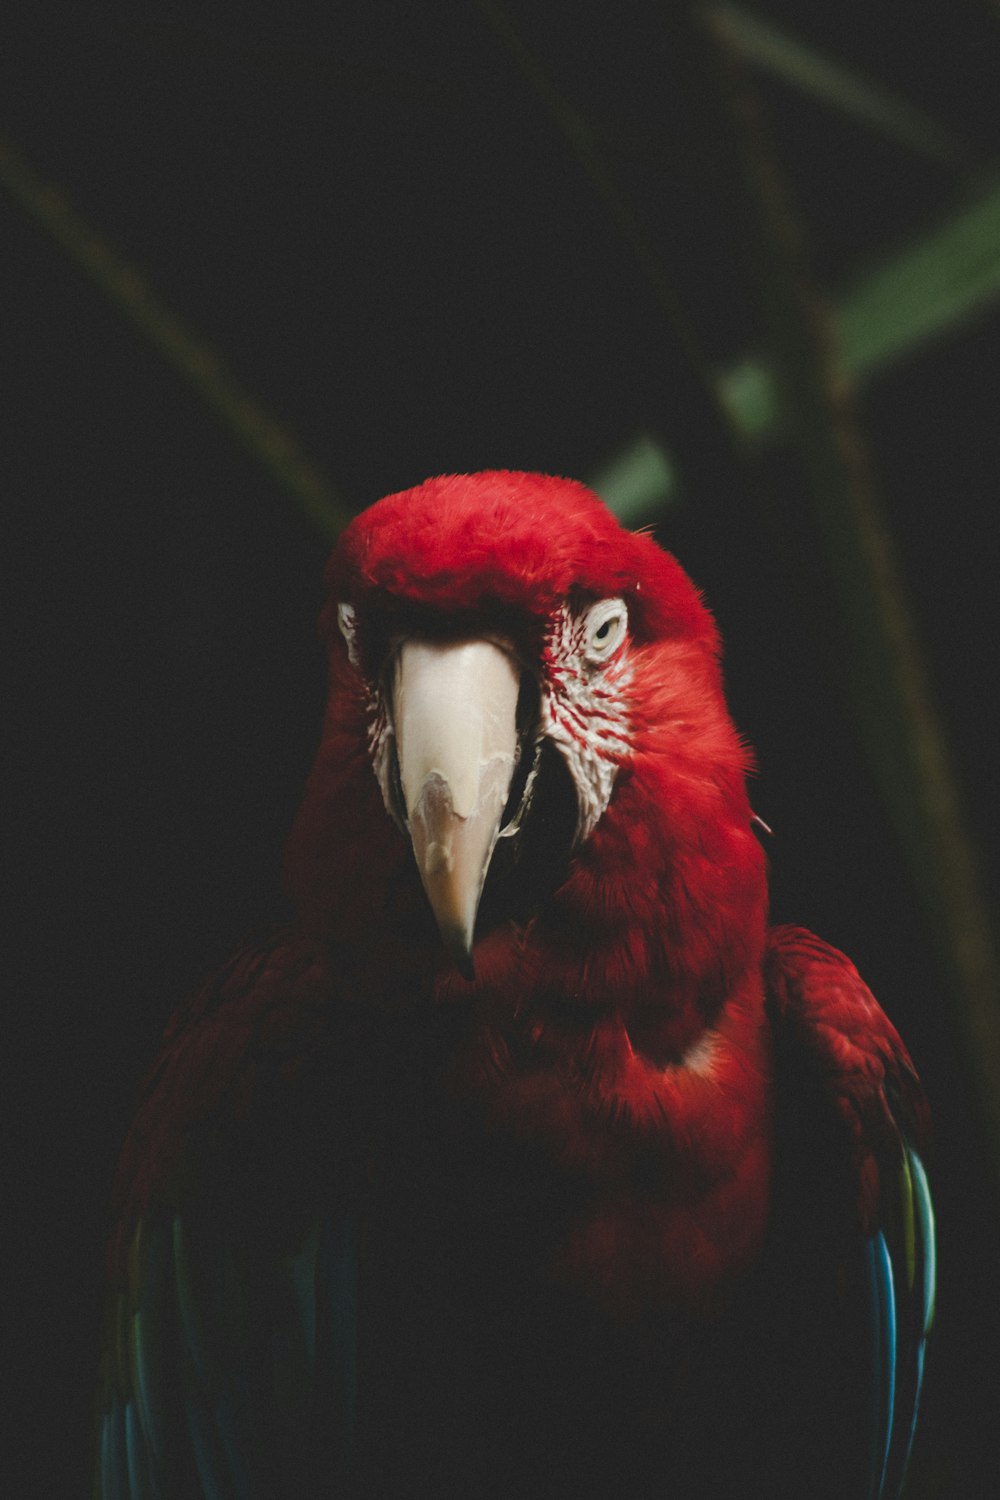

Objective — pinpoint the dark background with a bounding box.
[5,3,999,1493]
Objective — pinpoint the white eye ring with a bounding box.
[583,598,628,664]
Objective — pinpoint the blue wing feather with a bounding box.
[897,1147,936,1486]
[865,1231,896,1500]
[864,1143,936,1500]
[124,1398,153,1500]
[285,1222,320,1369]
[101,1396,127,1500]
[131,1276,167,1473]
[176,1211,273,1499]
[176,1323,230,1500]
[96,1205,359,1498]
[911,1151,936,1335]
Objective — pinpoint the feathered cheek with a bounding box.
[366,692,398,820]
[540,658,633,846]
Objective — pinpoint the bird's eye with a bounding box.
[583,598,628,664]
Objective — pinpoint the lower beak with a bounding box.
[392,637,521,977]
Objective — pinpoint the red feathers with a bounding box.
[327,470,720,650]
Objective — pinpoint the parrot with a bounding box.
[95,470,934,1500]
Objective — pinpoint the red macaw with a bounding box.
[96,471,934,1500]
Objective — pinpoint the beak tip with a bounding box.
[442,927,476,982]
[437,912,476,984]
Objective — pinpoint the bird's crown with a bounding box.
[326,470,718,652]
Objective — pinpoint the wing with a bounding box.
[94,934,368,1500]
[764,925,936,1500]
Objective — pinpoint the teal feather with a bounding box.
[176,1329,228,1500]
[910,1151,936,1334]
[97,1202,362,1497]
[286,1221,320,1369]
[130,1224,169,1475]
[863,1143,937,1500]
[897,1148,935,1482]
[877,1232,897,1499]
[124,1398,152,1500]
[268,1232,321,1495]
[172,1215,261,1499]
[172,1217,210,1390]
[864,1231,897,1500]
[130,1306,158,1482]
[101,1398,127,1500]
[98,1412,113,1500]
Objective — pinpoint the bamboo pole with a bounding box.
[695,10,1000,1173]
[0,133,350,542]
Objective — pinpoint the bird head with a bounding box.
[287,471,763,995]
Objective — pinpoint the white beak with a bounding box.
[392,638,521,976]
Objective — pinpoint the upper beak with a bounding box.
[392,637,521,978]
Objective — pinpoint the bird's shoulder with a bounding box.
[764,924,929,1189]
[107,929,380,1276]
